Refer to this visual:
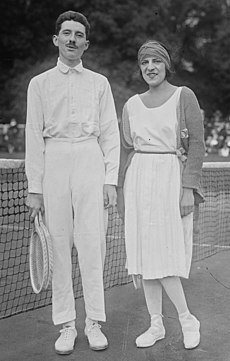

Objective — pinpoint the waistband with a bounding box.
[135,150,176,155]
[45,136,97,144]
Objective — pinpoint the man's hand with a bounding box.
[26,193,44,222]
[180,187,194,217]
[103,184,117,209]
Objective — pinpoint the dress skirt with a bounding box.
[124,152,193,280]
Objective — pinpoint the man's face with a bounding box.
[53,20,89,66]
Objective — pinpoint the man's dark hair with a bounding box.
[55,11,90,39]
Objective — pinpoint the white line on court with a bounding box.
[1,227,230,250]
[193,243,230,249]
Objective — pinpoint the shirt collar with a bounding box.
[57,58,84,73]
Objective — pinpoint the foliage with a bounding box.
[0,0,230,122]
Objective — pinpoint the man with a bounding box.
[25,11,120,355]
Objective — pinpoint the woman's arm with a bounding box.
[117,103,134,188]
[179,87,205,216]
[180,87,205,190]
[117,103,134,220]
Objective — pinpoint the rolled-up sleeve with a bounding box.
[25,78,45,194]
[98,79,120,185]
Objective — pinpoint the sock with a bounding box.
[62,320,75,328]
[160,276,189,315]
[142,279,163,317]
[85,317,98,327]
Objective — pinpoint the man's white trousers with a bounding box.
[43,138,106,325]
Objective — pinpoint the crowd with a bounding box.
[204,110,230,157]
[0,119,25,153]
[0,111,229,158]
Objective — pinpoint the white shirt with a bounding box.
[25,59,120,193]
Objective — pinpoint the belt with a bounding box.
[45,136,96,144]
[135,150,176,155]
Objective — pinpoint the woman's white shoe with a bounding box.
[179,312,200,349]
[135,315,165,348]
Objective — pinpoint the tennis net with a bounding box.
[0,159,230,319]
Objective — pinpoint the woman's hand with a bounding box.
[180,187,194,217]
[117,187,125,221]
[103,184,117,209]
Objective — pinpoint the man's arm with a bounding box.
[98,79,120,208]
[26,193,44,221]
[25,77,45,220]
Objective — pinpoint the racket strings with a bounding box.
[29,213,53,294]
[31,232,44,288]
[39,215,53,289]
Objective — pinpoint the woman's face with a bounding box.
[139,56,167,87]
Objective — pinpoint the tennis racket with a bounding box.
[29,212,53,294]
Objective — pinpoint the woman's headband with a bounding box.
[138,41,171,71]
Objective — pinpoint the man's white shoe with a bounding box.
[136,315,165,348]
[84,321,108,350]
[55,326,77,355]
[179,312,200,349]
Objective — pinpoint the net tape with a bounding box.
[1,160,230,319]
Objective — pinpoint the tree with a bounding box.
[0,0,230,121]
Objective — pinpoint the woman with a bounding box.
[117,40,205,349]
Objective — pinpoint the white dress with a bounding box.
[124,87,193,280]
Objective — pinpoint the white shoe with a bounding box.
[179,312,200,349]
[84,321,108,350]
[136,315,165,348]
[55,326,77,355]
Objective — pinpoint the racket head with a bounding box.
[38,213,53,289]
[29,214,49,294]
